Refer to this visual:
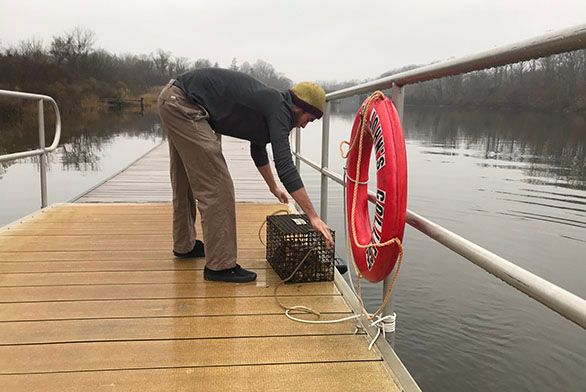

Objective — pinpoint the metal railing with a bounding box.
[293,23,586,329]
[0,90,62,208]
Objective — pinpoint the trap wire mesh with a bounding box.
[266,214,335,283]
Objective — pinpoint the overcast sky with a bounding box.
[1,0,585,82]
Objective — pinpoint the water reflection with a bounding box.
[401,107,586,190]
[0,111,164,177]
[0,110,164,226]
[400,107,586,234]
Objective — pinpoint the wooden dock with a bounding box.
[0,137,416,391]
[77,138,278,203]
[99,97,145,113]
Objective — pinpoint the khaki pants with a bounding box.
[157,82,237,271]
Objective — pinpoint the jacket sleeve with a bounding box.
[267,110,304,194]
[250,142,269,167]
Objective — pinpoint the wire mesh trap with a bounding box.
[266,214,335,283]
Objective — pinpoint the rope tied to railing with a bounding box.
[258,208,391,337]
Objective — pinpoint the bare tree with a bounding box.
[171,56,190,75]
[249,59,291,90]
[230,57,238,71]
[49,27,96,67]
[151,49,172,76]
[239,61,252,75]
[194,58,212,69]
[18,38,46,59]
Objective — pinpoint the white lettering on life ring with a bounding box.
[366,189,386,270]
[369,109,386,172]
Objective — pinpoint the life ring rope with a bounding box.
[345,172,369,185]
[341,90,405,319]
[342,168,404,320]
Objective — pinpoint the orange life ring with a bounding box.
[345,92,407,283]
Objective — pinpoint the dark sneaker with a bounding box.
[204,264,257,283]
[173,240,205,259]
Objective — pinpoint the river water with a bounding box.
[0,111,165,225]
[0,107,584,391]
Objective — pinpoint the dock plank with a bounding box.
[0,335,379,374]
[0,281,340,303]
[0,362,398,392]
[0,269,281,286]
[1,314,358,345]
[0,296,349,322]
[0,249,266,262]
[0,259,270,273]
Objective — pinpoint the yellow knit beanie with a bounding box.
[289,82,326,118]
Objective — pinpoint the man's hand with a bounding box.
[309,216,334,249]
[256,164,289,204]
[271,187,289,204]
[289,187,334,248]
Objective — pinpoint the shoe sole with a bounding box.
[204,274,257,283]
[173,241,205,259]
[173,253,205,259]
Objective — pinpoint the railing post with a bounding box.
[320,101,331,222]
[382,84,406,333]
[391,84,405,118]
[294,126,301,172]
[38,99,48,208]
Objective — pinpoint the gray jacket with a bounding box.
[175,68,303,193]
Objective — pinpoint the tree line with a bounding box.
[1,27,584,113]
[399,50,586,112]
[330,51,586,113]
[0,27,291,111]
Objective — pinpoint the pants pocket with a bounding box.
[170,97,208,120]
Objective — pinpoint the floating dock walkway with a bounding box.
[0,138,418,391]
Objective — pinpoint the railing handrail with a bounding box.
[294,23,586,330]
[0,89,62,162]
[327,23,586,101]
[0,89,62,208]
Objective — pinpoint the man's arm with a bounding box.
[256,163,288,204]
[256,164,333,248]
[262,110,333,248]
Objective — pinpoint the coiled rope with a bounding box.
[258,209,360,325]
[257,205,397,348]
